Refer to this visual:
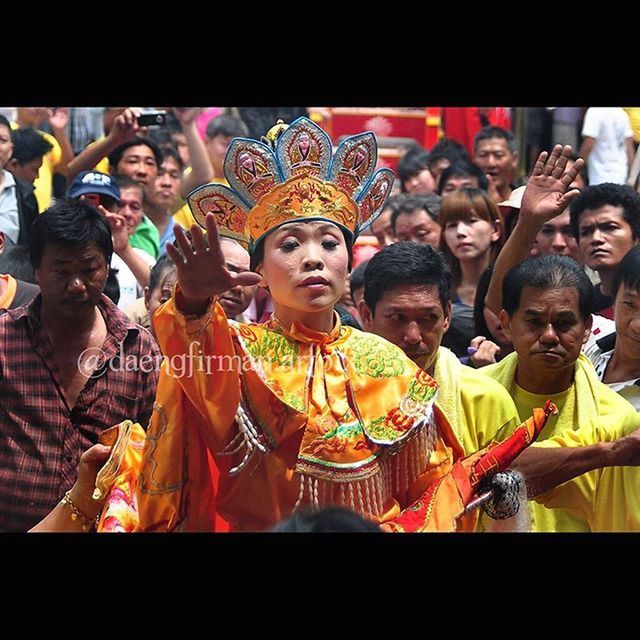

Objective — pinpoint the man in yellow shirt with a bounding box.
[358,240,520,456]
[482,144,640,531]
[483,254,640,531]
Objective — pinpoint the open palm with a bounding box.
[520,144,584,224]
[166,213,262,304]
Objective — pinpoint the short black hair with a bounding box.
[270,506,380,532]
[159,145,184,172]
[612,244,640,299]
[146,128,177,149]
[205,114,249,140]
[149,253,176,293]
[428,137,469,168]
[569,183,640,241]
[363,241,451,315]
[379,193,407,216]
[9,127,53,164]
[391,194,441,232]
[107,136,162,173]
[502,255,593,321]
[30,198,113,269]
[474,126,517,154]
[0,244,36,283]
[397,146,431,186]
[437,160,489,194]
[0,114,10,130]
[349,259,369,306]
[104,267,120,305]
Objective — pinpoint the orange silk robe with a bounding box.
[136,290,474,532]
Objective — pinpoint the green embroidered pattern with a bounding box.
[319,420,363,442]
[408,376,437,403]
[367,416,404,442]
[349,335,405,378]
[365,407,415,442]
[281,389,305,413]
[306,420,365,457]
[243,330,299,365]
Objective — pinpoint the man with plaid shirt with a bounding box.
[0,198,160,531]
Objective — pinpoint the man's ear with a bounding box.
[442,300,452,332]
[498,309,512,340]
[143,286,150,311]
[358,299,374,331]
[6,158,18,173]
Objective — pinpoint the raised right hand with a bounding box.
[520,144,584,226]
[166,212,262,311]
[107,108,142,146]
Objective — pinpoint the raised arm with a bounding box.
[104,209,151,288]
[48,108,75,178]
[171,108,216,197]
[513,420,640,497]
[485,145,584,314]
[166,213,261,316]
[66,108,142,181]
[153,216,263,453]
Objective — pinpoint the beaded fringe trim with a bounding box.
[216,403,269,476]
[293,416,437,518]
[218,401,438,519]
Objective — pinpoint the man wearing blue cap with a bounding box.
[68,171,154,310]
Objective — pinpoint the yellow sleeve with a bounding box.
[531,433,598,526]
[594,386,640,441]
[592,466,640,532]
[458,367,520,453]
[42,132,62,166]
[95,157,110,174]
[153,290,240,453]
[173,203,196,229]
[33,134,62,211]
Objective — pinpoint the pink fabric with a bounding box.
[196,107,224,140]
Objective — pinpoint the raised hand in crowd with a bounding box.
[166,213,262,315]
[485,145,584,315]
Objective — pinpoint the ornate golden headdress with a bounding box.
[187,117,394,252]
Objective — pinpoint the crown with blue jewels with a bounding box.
[187,117,395,252]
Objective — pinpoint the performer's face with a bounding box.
[258,221,349,316]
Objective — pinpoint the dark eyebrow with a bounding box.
[523,308,577,320]
[226,261,248,273]
[275,222,340,237]
[316,223,341,234]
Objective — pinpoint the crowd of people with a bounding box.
[2,106,640,533]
